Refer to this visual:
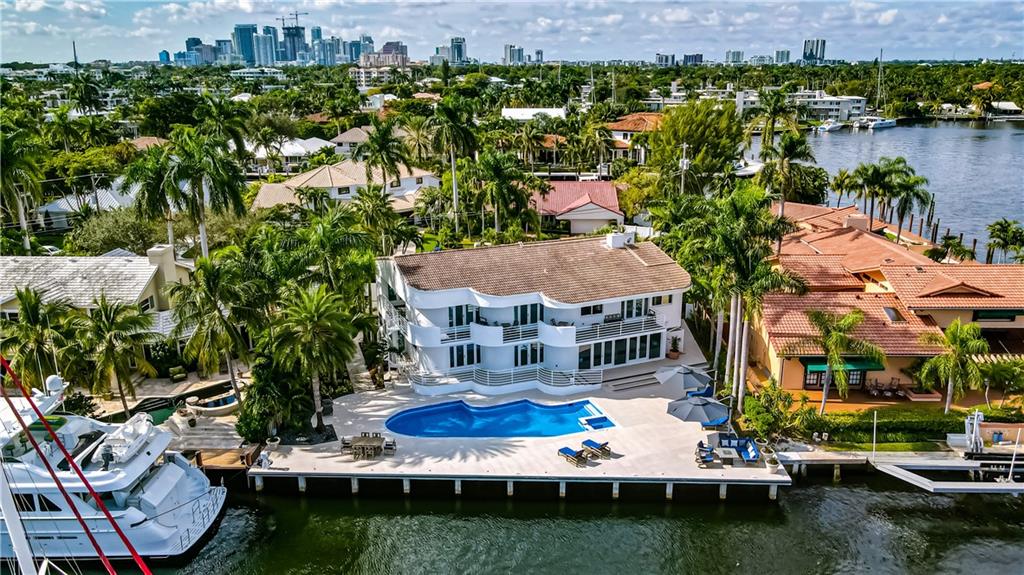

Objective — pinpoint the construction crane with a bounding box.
[289,10,309,26]
[275,16,288,28]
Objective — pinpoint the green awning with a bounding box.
[800,358,885,373]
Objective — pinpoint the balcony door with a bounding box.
[448,304,478,327]
[516,303,543,325]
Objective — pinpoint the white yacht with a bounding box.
[816,119,844,132]
[0,377,226,563]
[866,116,897,130]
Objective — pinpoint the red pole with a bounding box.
[1,355,153,574]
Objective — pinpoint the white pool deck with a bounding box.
[248,373,791,495]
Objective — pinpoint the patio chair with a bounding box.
[383,438,397,455]
[697,440,713,454]
[686,385,714,398]
[695,447,716,467]
[340,436,353,453]
[739,441,761,464]
[581,439,611,459]
[558,447,588,467]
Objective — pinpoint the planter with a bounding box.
[187,417,197,428]
[762,446,776,458]
[266,436,281,451]
[666,350,681,360]
[767,459,781,473]
[905,388,943,402]
[755,438,768,450]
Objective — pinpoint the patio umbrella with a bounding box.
[654,366,710,393]
[667,396,730,426]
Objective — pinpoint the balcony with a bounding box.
[380,299,470,346]
[575,315,662,344]
[405,366,603,391]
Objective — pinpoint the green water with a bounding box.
[136,474,1024,575]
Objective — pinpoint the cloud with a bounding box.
[659,8,693,23]
[595,13,622,25]
[13,0,46,11]
[62,0,106,18]
[877,8,898,26]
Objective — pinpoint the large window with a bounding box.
[578,345,592,369]
[516,303,543,325]
[649,333,662,358]
[613,339,627,365]
[515,343,544,367]
[581,304,603,316]
[803,370,866,389]
[448,305,477,327]
[651,294,674,306]
[620,297,649,319]
[449,344,480,368]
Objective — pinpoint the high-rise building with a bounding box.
[431,45,451,66]
[282,26,306,61]
[503,44,525,65]
[535,49,543,63]
[232,24,258,65]
[347,41,362,63]
[173,50,200,67]
[450,37,466,64]
[748,54,773,66]
[655,53,675,67]
[185,37,202,52]
[359,34,374,56]
[215,39,233,58]
[775,49,790,64]
[802,39,826,63]
[313,39,337,66]
[381,41,408,56]
[682,53,703,66]
[725,50,744,64]
[311,26,322,43]
[253,34,276,66]
[158,50,171,64]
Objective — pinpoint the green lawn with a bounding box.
[824,441,947,452]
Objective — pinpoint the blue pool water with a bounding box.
[385,399,611,438]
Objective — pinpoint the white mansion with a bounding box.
[377,233,692,395]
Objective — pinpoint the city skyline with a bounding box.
[1,1,1022,64]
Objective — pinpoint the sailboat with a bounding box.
[857,49,897,130]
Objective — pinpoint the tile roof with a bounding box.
[283,165,359,189]
[250,183,300,211]
[330,159,434,185]
[541,134,566,149]
[392,237,691,304]
[329,125,408,145]
[38,176,137,214]
[881,264,1024,310]
[779,227,933,273]
[761,292,944,357]
[777,255,864,291]
[0,256,157,308]
[774,202,887,233]
[606,112,663,132]
[531,181,623,217]
[129,136,168,150]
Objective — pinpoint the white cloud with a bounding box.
[14,0,46,11]
[936,14,949,25]
[660,8,693,23]
[62,0,106,18]
[596,13,622,26]
[877,9,898,26]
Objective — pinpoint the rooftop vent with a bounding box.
[605,232,636,249]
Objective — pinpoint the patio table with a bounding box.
[351,435,385,460]
[717,447,739,465]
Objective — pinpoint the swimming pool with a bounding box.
[385,399,613,438]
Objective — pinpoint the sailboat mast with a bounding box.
[876,48,883,110]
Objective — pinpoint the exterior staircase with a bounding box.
[603,372,660,392]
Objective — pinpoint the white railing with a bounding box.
[405,366,603,388]
[575,316,661,343]
[502,323,539,344]
[380,299,409,334]
[442,324,471,342]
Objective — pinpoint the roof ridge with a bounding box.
[392,235,603,260]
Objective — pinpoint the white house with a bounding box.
[245,136,335,173]
[35,176,137,229]
[330,125,409,158]
[268,159,440,214]
[531,181,624,234]
[606,113,663,165]
[501,107,566,122]
[378,233,692,396]
[228,67,285,81]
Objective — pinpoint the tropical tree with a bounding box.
[401,115,435,164]
[425,100,476,234]
[195,93,251,159]
[165,126,246,257]
[167,258,249,403]
[47,105,80,153]
[75,295,157,415]
[919,319,990,414]
[925,234,975,263]
[474,151,536,233]
[853,156,916,232]
[125,144,180,250]
[758,130,815,253]
[412,185,451,231]
[1,122,44,252]
[986,218,1024,264]
[353,115,411,189]
[296,206,371,291]
[352,184,421,256]
[745,86,801,161]
[793,310,886,415]
[0,288,72,390]
[270,285,357,433]
[68,73,103,114]
[516,121,545,166]
[979,359,1024,408]
[831,168,856,208]
[889,168,930,246]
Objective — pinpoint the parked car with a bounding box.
[39,245,63,256]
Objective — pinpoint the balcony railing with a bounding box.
[405,366,603,388]
[502,323,539,344]
[380,299,409,334]
[575,316,661,344]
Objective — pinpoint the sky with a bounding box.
[1,0,1022,64]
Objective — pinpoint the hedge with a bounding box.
[805,406,1024,443]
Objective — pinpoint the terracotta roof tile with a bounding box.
[606,112,663,132]
[777,255,864,291]
[392,237,691,304]
[881,264,1024,310]
[762,292,944,357]
[531,181,622,217]
[779,227,933,272]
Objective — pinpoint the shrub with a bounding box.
[806,407,966,443]
[60,391,99,418]
[742,379,816,441]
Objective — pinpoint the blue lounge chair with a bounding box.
[697,440,713,453]
[558,447,588,467]
[739,441,761,463]
[687,385,714,398]
[581,439,611,459]
[695,446,716,466]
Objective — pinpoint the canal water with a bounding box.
[133,474,1024,575]
[755,120,1024,251]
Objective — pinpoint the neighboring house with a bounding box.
[330,125,409,158]
[366,93,398,110]
[0,245,189,338]
[778,224,934,285]
[531,181,624,234]
[247,137,335,173]
[992,101,1022,115]
[500,107,566,122]
[129,136,169,151]
[752,292,943,394]
[377,233,692,396]
[35,176,138,230]
[606,112,663,165]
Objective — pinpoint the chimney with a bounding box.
[605,232,636,249]
[844,214,870,232]
[147,244,176,310]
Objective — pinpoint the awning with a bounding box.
[800,358,885,373]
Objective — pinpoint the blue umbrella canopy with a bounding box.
[667,396,730,425]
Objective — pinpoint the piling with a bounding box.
[665,483,674,501]
[351,477,359,494]
[297,476,307,493]
[719,484,728,500]
[506,480,514,497]
[402,479,411,495]
[454,479,462,496]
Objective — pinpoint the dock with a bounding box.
[248,380,791,501]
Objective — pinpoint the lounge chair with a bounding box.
[695,446,716,467]
[340,436,353,453]
[581,439,611,459]
[558,447,588,467]
[697,440,713,454]
[383,438,397,455]
[687,385,714,398]
[739,441,761,463]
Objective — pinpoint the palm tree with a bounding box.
[353,115,411,190]
[0,122,44,252]
[195,93,251,160]
[270,285,357,433]
[294,187,332,216]
[793,310,886,415]
[165,126,246,257]
[475,151,535,233]
[68,72,103,114]
[352,184,400,255]
[76,295,157,416]
[759,131,815,253]
[425,101,476,234]
[76,114,117,148]
[167,258,249,404]
[413,186,451,231]
[889,169,930,246]
[581,121,613,168]
[831,168,856,208]
[297,206,371,291]
[853,156,915,233]
[0,288,72,389]
[401,115,435,164]
[126,144,180,251]
[47,105,80,153]
[925,234,975,263]
[979,360,1024,408]
[323,90,361,136]
[919,319,989,414]
[746,87,801,161]
[986,218,1023,263]
[516,121,545,166]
